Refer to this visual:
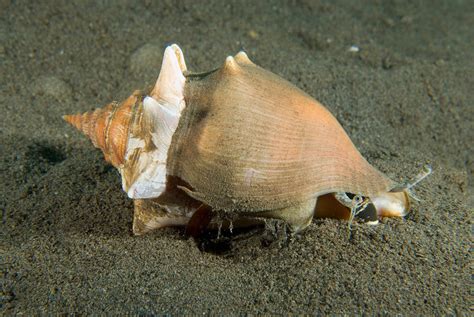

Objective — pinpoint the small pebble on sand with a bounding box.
[33,76,72,101]
[248,30,259,40]
[349,45,360,53]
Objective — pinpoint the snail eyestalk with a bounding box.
[407,164,433,189]
[346,194,370,238]
[405,164,433,202]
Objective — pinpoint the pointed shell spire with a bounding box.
[64,45,187,200]
[63,92,142,167]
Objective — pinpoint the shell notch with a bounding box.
[64,44,426,236]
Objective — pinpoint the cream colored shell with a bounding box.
[168,51,393,212]
[64,44,408,235]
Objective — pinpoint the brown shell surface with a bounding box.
[64,91,143,168]
[168,56,395,212]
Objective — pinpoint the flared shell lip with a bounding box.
[121,45,187,200]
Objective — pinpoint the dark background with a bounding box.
[1,0,472,314]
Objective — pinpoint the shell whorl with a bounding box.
[170,52,395,212]
[63,91,143,168]
[64,45,186,201]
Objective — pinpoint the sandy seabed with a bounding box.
[1,0,472,315]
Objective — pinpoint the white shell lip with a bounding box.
[121,44,186,199]
[370,191,408,217]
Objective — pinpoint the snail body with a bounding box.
[64,44,410,235]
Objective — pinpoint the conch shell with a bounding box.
[64,44,414,236]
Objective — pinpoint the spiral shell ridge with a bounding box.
[63,91,143,168]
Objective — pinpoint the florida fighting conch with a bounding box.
[64,44,431,236]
